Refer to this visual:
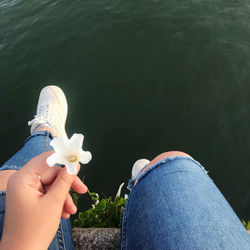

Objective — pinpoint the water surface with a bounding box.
[0,0,249,219]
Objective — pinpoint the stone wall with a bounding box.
[73,228,250,250]
[72,228,120,250]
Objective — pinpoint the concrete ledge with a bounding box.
[73,228,250,249]
[72,228,120,250]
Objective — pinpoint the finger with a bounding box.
[41,167,87,194]
[61,211,70,219]
[40,166,60,185]
[45,185,77,215]
[36,175,44,194]
[10,172,45,196]
[40,163,80,186]
[46,167,78,206]
[71,176,88,194]
[20,151,54,176]
[63,193,77,215]
[42,171,83,215]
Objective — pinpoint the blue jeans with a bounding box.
[121,157,250,249]
[0,132,249,249]
[0,131,74,250]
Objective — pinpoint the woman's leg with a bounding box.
[0,86,74,249]
[0,132,74,250]
[121,151,250,250]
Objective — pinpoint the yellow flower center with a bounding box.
[68,155,78,162]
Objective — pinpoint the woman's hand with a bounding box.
[0,151,87,250]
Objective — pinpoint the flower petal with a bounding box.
[47,153,69,167]
[79,150,92,164]
[69,133,84,150]
[65,162,78,175]
[47,133,91,174]
[115,182,124,199]
[50,137,69,153]
[46,153,60,167]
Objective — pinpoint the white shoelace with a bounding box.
[28,102,54,127]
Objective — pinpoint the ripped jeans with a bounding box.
[121,157,250,249]
[0,131,74,250]
[0,131,249,250]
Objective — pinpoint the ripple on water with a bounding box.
[0,0,22,9]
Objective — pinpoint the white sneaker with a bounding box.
[28,85,68,139]
[131,159,150,178]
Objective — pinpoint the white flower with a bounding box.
[115,182,124,199]
[124,194,128,199]
[92,193,99,208]
[46,133,92,175]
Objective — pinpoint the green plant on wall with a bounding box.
[72,183,128,228]
[242,220,250,230]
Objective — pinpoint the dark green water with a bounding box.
[0,0,249,219]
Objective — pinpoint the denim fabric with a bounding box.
[121,156,250,250]
[0,192,5,240]
[0,131,74,250]
[0,131,53,171]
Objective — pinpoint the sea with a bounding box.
[0,0,249,219]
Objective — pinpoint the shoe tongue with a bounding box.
[37,102,52,114]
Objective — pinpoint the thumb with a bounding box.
[45,167,77,205]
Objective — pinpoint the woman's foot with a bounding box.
[36,125,55,136]
[0,86,69,191]
[28,85,68,138]
[131,159,150,178]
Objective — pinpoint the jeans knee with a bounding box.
[150,151,192,166]
[141,151,192,176]
[133,151,192,187]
